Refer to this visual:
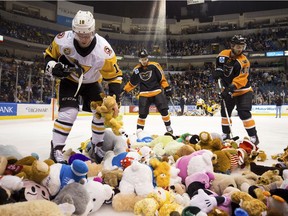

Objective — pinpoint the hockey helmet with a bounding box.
[138,49,149,58]
[231,35,246,45]
[72,10,95,34]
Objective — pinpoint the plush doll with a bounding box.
[85,160,103,178]
[0,175,24,193]
[0,199,74,216]
[13,180,50,202]
[0,185,15,205]
[150,157,171,189]
[53,182,93,216]
[41,159,88,196]
[112,193,144,212]
[173,144,196,162]
[256,169,283,186]
[91,94,123,136]
[176,149,214,183]
[101,168,123,188]
[119,161,154,196]
[263,188,288,216]
[103,150,141,170]
[134,187,176,216]
[84,180,114,213]
[14,156,54,184]
[231,191,267,216]
[0,156,8,175]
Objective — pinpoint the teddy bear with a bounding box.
[103,150,141,170]
[101,168,123,188]
[134,187,180,216]
[85,160,103,178]
[119,160,154,196]
[150,157,171,189]
[84,180,114,213]
[0,199,74,216]
[197,131,214,150]
[14,156,54,184]
[112,192,145,212]
[91,94,123,136]
[0,156,8,175]
[173,144,196,162]
[41,159,88,196]
[230,191,267,216]
[256,169,283,187]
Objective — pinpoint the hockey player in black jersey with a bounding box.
[122,49,173,134]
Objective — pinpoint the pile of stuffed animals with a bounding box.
[0,95,288,216]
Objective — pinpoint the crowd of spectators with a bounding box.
[0,14,287,107]
[1,16,288,59]
[0,55,287,106]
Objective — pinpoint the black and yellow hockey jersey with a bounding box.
[123,61,170,97]
[216,49,252,97]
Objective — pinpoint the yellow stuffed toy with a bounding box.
[150,158,171,189]
[91,94,123,136]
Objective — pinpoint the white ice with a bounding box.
[0,115,287,215]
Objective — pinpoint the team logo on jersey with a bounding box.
[134,68,139,74]
[104,46,112,55]
[139,70,152,81]
[63,48,71,55]
[57,32,65,39]
[219,56,225,63]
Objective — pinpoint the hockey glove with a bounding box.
[164,86,173,97]
[52,62,70,78]
[213,68,224,80]
[220,84,236,99]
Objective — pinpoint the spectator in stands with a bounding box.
[213,35,259,145]
[44,10,122,163]
[275,95,282,118]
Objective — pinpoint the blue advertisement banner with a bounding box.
[57,15,73,27]
[0,103,17,116]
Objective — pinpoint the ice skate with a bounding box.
[50,141,66,164]
[88,141,105,164]
[166,125,173,135]
[250,135,260,145]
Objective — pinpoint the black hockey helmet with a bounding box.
[138,49,149,58]
[231,35,246,45]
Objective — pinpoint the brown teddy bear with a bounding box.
[173,145,196,162]
[231,191,267,216]
[101,168,123,188]
[91,94,123,136]
[8,156,54,184]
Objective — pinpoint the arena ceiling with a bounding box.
[66,1,288,19]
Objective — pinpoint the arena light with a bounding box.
[187,0,204,5]
[0,35,3,42]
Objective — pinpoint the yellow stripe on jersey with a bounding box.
[54,121,72,133]
[100,55,123,84]
[44,40,61,60]
[162,114,170,122]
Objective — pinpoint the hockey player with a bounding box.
[122,49,173,134]
[44,10,122,163]
[213,35,259,145]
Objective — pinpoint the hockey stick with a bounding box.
[73,60,84,97]
[217,79,239,141]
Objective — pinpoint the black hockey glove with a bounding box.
[220,84,236,99]
[52,63,70,78]
[164,86,173,97]
[213,68,224,80]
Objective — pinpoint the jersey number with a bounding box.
[113,64,120,73]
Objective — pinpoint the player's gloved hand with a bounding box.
[164,86,173,97]
[52,62,70,78]
[221,84,236,99]
[213,68,224,80]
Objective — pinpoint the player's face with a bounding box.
[74,32,94,48]
[231,44,246,56]
[139,57,148,66]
